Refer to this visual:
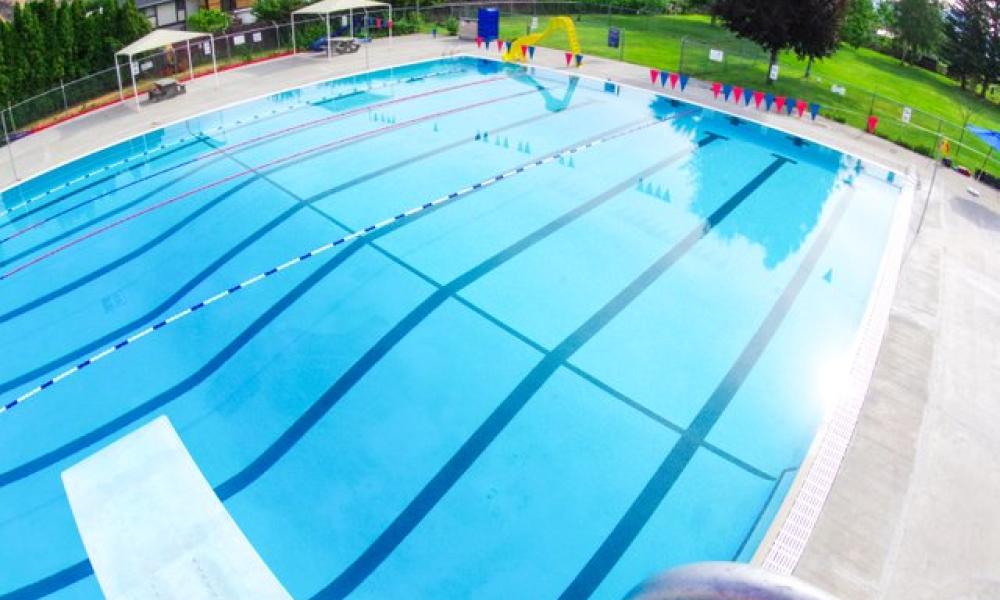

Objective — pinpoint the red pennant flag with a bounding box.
[520,45,527,57]
[796,99,808,117]
[733,86,743,103]
[475,36,483,48]
[775,96,787,113]
[565,52,573,66]
[649,69,659,84]
[669,73,679,89]
[753,90,765,108]
[711,82,722,99]
[375,17,382,28]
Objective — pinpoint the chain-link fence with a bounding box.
[677,36,1000,179]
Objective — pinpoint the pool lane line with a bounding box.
[0,98,597,336]
[0,88,542,282]
[0,99,597,399]
[560,180,851,600]
[0,67,476,225]
[0,75,509,244]
[0,117,682,600]
[0,112,689,414]
[317,153,793,600]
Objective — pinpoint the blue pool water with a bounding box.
[0,56,903,599]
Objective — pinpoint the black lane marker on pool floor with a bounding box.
[315,153,790,600]
[0,116,675,600]
[215,133,720,503]
[559,181,852,600]
[0,94,591,396]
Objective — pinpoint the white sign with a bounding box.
[531,16,539,31]
[341,15,348,26]
[233,34,246,46]
[709,48,724,62]
[902,107,912,124]
[830,84,846,96]
[252,31,262,43]
[769,64,780,81]
[203,41,212,54]
[130,61,139,76]
[140,61,153,71]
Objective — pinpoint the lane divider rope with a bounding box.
[0,111,694,414]
[0,72,503,232]
[0,86,539,281]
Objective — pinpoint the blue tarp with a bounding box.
[967,125,1000,152]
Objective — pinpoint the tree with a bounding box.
[712,0,849,85]
[841,0,877,48]
[895,0,944,63]
[944,0,990,90]
[252,0,305,23]
[187,9,230,33]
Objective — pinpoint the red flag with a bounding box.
[753,90,765,108]
[520,45,527,57]
[775,96,786,113]
[649,69,659,84]
[711,82,722,99]
[796,99,808,117]
[565,52,573,65]
[475,36,483,48]
[867,115,879,134]
[733,86,743,103]
[669,73,679,89]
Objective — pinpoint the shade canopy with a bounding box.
[116,29,211,58]
[967,125,1000,152]
[292,0,389,15]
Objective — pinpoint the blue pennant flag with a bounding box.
[765,93,775,111]
[809,102,821,120]
[743,90,754,106]
[659,71,668,87]
[679,74,689,90]
[786,98,796,115]
[722,83,733,101]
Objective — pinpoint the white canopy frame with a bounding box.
[291,0,392,60]
[115,30,219,112]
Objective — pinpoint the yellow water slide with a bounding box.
[502,16,581,63]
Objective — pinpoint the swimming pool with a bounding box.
[0,55,906,599]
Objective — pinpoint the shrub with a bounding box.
[253,0,305,23]
[188,9,230,34]
[445,16,458,36]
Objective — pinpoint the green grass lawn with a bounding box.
[469,12,1000,173]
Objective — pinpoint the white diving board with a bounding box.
[62,416,292,600]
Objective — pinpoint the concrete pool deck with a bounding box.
[2,34,997,600]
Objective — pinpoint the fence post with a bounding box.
[60,79,69,111]
[7,102,16,133]
[2,107,19,181]
[867,89,877,118]
[679,36,686,74]
[955,113,970,161]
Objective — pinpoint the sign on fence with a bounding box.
[831,84,846,96]
[902,107,912,124]
[252,32,262,43]
[769,64,780,81]
[531,16,538,31]
[140,61,153,71]
[130,62,139,76]
[234,35,246,46]
[709,48,724,62]
[608,27,620,48]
